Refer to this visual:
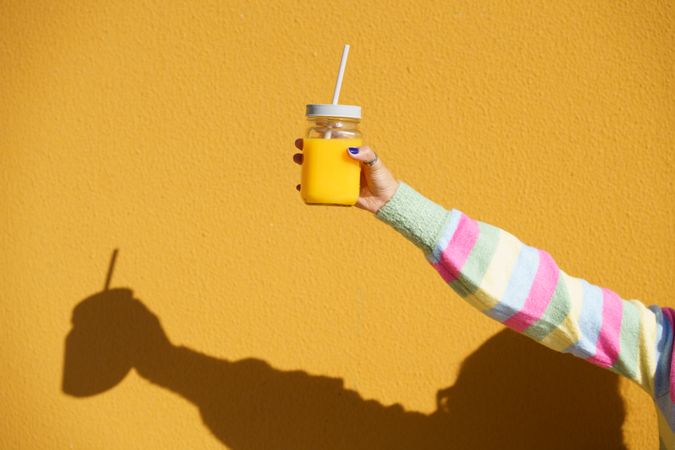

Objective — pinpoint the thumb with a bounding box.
[346,145,398,203]
[347,146,382,170]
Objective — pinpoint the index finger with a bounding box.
[294,138,303,150]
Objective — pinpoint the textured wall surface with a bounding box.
[1,1,673,448]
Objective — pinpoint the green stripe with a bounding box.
[524,274,571,341]
[611,300,641,381]
[449,222,501,298]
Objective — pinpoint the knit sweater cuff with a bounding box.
[375,182,451,255]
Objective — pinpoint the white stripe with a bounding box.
[472,230,522,312]
[636,300,658,395]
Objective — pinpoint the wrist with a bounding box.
[375,182,451,255]
[373,181,400,214]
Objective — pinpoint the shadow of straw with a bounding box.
[62,286,626,449]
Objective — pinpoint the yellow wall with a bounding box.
[1,1,673,448]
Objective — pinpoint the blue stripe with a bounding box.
[564,280,603,359]
[485,245,539,323]
[430,209,462,263]
[653,306,673,398]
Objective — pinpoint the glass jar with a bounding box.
[305,116,362,139]
[301,104,362,206]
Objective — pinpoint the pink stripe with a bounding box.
[432,261,454,284]
[661,308,675,402]
[503,250,560,333]
[587,288,624,368]
[438,214,479,283]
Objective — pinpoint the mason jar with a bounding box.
[301,104,362,206]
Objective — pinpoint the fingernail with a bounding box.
[348,147,359,154]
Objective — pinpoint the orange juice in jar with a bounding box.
[301,104,362,206]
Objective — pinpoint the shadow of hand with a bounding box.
[62,288,170,396]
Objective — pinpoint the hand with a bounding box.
[63,288,172,396]
[293,138,399,214]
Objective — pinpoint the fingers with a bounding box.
[294,138,303,165]
[294,139,303,192]
[294,139,303,193]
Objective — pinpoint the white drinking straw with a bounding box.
[332,44,350,104]
[325,44,350,139]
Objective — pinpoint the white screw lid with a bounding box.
[306,104,361,119]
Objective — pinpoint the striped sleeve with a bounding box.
[376,182,672,399]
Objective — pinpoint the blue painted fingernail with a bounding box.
[348,147,359,154]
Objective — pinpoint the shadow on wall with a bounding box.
[62,287,627,449]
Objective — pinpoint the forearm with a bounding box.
[376,182,667,397]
